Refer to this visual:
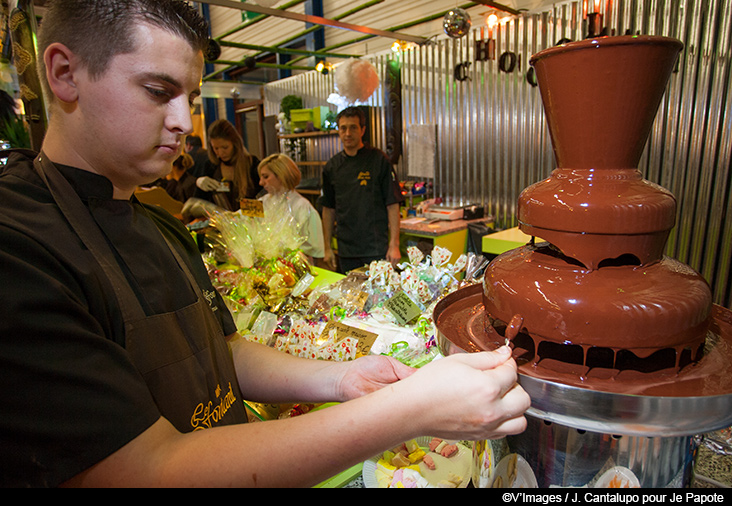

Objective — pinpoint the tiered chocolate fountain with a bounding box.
[434,35,732,488]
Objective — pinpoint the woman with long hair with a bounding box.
[193,119,262,210]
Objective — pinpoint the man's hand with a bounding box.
[321,207,338,271]
[323,247,338,271]
[386,203,401,266]
[386,243,401,266]
[393,348,531,441]
[335,355,416,401]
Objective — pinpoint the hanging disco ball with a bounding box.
[443,8,471,38]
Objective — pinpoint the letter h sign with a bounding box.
[475,39,496,61]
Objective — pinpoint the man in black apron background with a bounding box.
[0,0,530,487]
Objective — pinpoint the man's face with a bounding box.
[72,23,203,193]
[337,116,365,152]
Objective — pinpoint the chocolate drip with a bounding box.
[434,284,732,398]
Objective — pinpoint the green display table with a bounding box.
[481,226,534,256]
[309,266,344,289]
[314,463,363,488]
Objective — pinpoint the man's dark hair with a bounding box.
[186,134,203,148]
[336,106,366,128]
[37,0,209,97]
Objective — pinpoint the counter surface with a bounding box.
[400,217,491,237]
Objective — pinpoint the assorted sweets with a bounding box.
[373,438,469,488]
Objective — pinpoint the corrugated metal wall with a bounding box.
[264,0,732,308]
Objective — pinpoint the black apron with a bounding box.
[33,152,248,432]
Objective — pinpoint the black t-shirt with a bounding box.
[0,151,237,487]
[322,146,403,258]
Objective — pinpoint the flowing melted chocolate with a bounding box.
[482,243,711,367]
[434,284,732,398]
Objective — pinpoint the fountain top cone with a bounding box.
[529,35,682,171]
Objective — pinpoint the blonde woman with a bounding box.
[194,119,262,210]
[258,153,324,261]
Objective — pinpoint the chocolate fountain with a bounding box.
[434,35,732,488]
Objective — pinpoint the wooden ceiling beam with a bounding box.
[197,0,429,44]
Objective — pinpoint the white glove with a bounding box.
[196,176,220,192]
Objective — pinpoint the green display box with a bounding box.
[291,106,330,130]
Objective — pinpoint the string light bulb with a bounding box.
[486,13,499,28]
[391,40,416,53]
[316,61,333,74]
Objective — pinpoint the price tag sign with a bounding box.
[384,290,422,325]
[238,198,264,217]
[320,320,379,356]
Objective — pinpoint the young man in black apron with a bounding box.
[0,0,530,487]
